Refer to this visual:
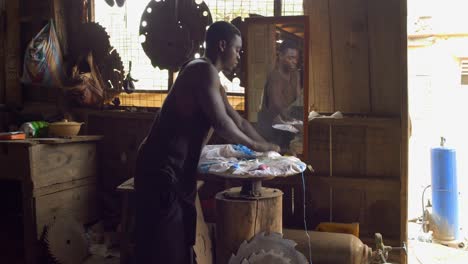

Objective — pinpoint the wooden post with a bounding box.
[50,0,68,57]
[399,0,409,263]
[5,0,21,105]
[168,69,174,90]
[0,0,5,103]
[274,0,282,17]
[215,187,283,264]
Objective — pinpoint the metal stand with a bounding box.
[240,179,263,197]
[221,178,281,200]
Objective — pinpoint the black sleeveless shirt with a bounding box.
[135,58,212,245]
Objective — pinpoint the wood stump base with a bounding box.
[215,187,283,264]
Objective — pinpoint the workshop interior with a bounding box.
[1,0,468,263]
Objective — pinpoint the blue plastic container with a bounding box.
[430,146,459,241]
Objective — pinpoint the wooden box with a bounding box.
[0,136,102,264]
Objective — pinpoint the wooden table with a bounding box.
[0,136,102,264]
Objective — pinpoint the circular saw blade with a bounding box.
[246,249,292,264]
[139,0,212,71]
[71,22,125,93]
[229,232,308,264]
[44,216,89,264]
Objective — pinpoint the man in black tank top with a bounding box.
[134,21,280,264]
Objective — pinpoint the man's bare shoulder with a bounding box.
[183,58,217,76]
[177,59,220,93]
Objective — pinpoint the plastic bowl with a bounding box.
[48,120,83,137]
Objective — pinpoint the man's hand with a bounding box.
[254,142,280,153]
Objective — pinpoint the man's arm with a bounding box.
[294,71,301,103]
[219,88,267,143]
[266,75,293,122]
[191,62,278,152]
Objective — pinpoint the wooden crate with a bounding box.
[0,136,101,264]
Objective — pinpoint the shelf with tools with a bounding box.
[308,116,401,128]
[311,175,400,193]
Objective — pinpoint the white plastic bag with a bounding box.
[21,20,64,87]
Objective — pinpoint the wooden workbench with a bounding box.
[0,135,102,264]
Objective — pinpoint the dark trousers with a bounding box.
[134,186,195,264]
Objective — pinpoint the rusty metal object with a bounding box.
[139,0,212,71]
[283,229,372,264]
[283,229,407,264]
[371,233,407,264]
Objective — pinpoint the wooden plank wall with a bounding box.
[304,0,334,112]
[304,0,403,115]
[368,0,402,115]
[302,0,408,248]
[306,119,402,238]
[328,0,371,113]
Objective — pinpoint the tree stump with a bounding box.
[215,187,283,264]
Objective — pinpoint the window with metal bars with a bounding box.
[94,0,303,107]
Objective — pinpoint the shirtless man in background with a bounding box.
[257,40,301,151]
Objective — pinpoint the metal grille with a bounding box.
[204,0,275,21]
[281,0,303,16]
[94,0,302,108]
[94,0,168,107]
[94,1,169,91]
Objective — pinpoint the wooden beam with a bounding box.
[0,0,5,103]
[50,0,68,56]
[309,116,401,128]
[399,0,409,263]
[279,27,303,34]
[274,0,282,17]
[303,0,334,113]
[89,0,95,22]
[5,0,21,105]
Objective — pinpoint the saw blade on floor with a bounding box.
[44,215,89,264]
[229,232,308,264]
